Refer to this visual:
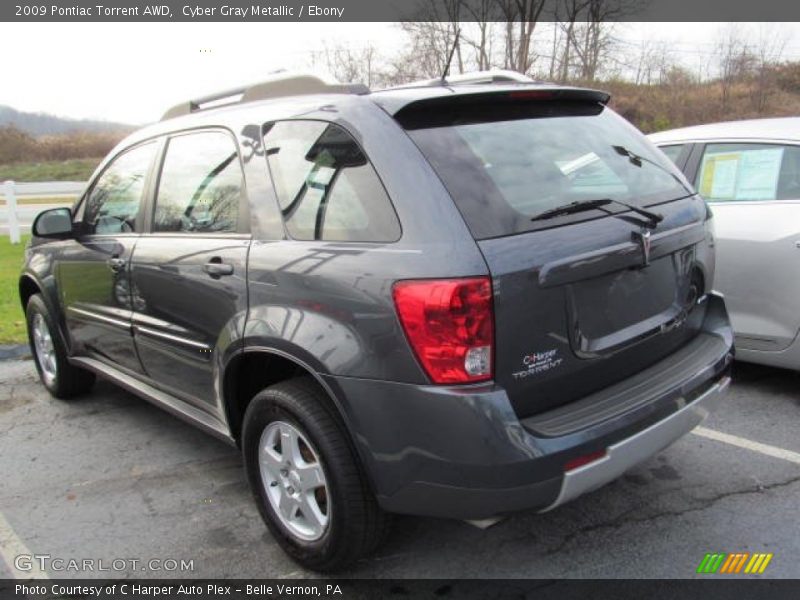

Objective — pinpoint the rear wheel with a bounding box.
[26,294,95,399]
[242,377,390,571]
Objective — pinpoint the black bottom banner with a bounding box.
[2,579,799,600]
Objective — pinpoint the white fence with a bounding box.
[10,181,85,197]
[1,180,83,243]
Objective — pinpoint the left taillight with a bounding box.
[392,277,494,384]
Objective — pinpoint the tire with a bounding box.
[242,377,390,571]
[25,293,95,399]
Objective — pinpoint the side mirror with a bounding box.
[32,207,73,239]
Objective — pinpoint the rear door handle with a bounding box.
[107,257,126,272]
[203,260,234,277]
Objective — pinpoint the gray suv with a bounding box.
[21,72,734,571]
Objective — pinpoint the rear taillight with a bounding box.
[392,277,494,384]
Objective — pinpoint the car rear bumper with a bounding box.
[323,293,734,520]
[541,373,729,512]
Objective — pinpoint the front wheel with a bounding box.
[26,294,95,399]
[242,377,390,571]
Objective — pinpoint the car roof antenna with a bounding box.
[440,28,461,85]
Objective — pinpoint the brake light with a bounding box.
[393,277,494,384]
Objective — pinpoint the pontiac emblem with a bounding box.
[632,230,652,267]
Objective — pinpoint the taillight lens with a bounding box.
[392,277,494,384]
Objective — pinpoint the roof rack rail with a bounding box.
[392,69,536,90]
[441,69,535,85]
[161,74,370,121]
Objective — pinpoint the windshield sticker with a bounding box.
[512,349,564,379]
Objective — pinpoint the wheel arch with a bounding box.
[223,347,349,443]
[19,272,74,353]
[19,273,42,310]
[221,345,379,496]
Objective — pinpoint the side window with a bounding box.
[263,120,400,242]
[696,143,800,202]
[659,144,685,166]
[83,142,156,234]
[154,131,242,233]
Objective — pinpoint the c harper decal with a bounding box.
[512,348,564,379]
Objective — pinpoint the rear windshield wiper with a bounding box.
[530,198,664,228]
[612,145,693,194]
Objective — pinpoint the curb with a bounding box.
[0,344,31,361]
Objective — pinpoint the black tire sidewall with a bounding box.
[242,387,351,568]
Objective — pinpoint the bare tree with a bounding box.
[631,38,673,85]
[392,1,464,82]
[554,0,590,82]
[460,0,502,71]
[321,42,383,87]
[751,24,790,113]
[563,0,624,82]
[497,0,550,74]
[716,24,753,109]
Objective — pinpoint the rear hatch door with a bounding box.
[398,90,710,417]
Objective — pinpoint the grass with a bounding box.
[0,158,99,182]
[0,234,29,344]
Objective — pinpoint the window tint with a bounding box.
[154,131,242,233]
[696,143,800,202]
[83,142,156,234]
[263,121,400,242]
[659,144,685,165]
[404,103,690,239]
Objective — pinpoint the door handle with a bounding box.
[203,259,234,277]
[107,257,126,272]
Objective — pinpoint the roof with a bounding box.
[649,117,800,144]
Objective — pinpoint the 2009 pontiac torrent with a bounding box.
[20,72,734,571]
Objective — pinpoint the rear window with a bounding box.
[403,100,691,239]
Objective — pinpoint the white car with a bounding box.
[651,118,800,370]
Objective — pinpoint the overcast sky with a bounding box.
[1,21,799,125]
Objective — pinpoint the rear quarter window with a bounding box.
[262,120,400,242]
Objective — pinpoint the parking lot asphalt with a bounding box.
[0,358,798,580]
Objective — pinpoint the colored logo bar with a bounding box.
[697,553,773,574]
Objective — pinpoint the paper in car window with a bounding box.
[699,148,784,201]
[736,148,783,200]
[699,153,738,200]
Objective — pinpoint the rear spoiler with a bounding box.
[374,85,609,117]
[388,87,611,130]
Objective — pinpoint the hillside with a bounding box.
[0,105,134,137]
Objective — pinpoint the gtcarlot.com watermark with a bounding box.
[14,553,195,573]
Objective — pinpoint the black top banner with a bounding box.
[3,0,800,22]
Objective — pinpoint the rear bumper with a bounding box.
[541,374,729,512]
[323,293,734,520]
